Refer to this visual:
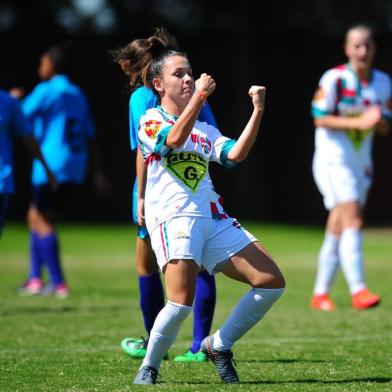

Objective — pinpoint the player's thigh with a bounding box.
[149,216,210,272]
[164,259,200,306]
[334,200,363,229]
[222,241,285,289]
[135,235,159,275]
[313,160,360,210]
[202,218,257,274]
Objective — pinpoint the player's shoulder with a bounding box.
[0,89,19,110]
[130,86,157,106]
[140,106,162,121]
[372,68,391,83]
[0,89,12,103]
[321,64,348,80]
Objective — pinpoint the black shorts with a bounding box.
[0,194,10,234]
[31,183,81,214]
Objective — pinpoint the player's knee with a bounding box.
[251,269,285,289]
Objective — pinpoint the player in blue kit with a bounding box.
[0,89,56,235]
[15,44,106,298]
[112,28,217,362]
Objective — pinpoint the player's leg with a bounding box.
[174,268,215,362]
[311,208,341,310]
[200,221,284,383]
[134,217,206,383]
[0,194,10,238]
[338,200,380,309]
[121,229,165,359]
[134,260,197,384]
[27,185,68,297]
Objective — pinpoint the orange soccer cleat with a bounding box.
[352,288,381,310]
[310,294,336,311]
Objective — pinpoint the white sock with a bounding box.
[141,301,192,370]
[339,228,366,294]
[213,287,284,351]
[313,232,340,295]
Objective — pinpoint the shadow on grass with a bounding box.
[168,377,392,385]
[243,377,392,385]
[241,358,332,363]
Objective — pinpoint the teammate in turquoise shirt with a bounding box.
[17,44,102,298]
[0,89,55,235]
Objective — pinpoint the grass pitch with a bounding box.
[0,222,391,391]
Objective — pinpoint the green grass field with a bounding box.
[1,222,391,391]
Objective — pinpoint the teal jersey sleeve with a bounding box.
[129,86,158,151]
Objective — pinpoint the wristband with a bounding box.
[196,91,208,100]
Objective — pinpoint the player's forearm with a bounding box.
[314,115,363,131]
[136,147,147,199]
[165,93,205,149]
[24,136,55,182]
[227,107,263,162]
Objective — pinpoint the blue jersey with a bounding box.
[129,86,217,151]
[21,75,95,185]
[0,89,32,194]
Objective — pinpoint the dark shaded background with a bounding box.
[2,0,392,224]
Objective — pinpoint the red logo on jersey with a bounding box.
[145,120,162,139]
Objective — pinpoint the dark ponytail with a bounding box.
[111,26,181,91]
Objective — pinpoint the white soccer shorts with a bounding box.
[150,215,257,274]
[312,158,371,210]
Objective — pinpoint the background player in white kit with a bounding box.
[310,24,392,311]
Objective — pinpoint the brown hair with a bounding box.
[111,27,181,91]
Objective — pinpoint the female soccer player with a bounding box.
[16,44,106,298]
[0,89,56,235]
[310,24,391,311]
[112,28,217,362]
[131,38,285,384]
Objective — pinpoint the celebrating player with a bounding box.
[112,27,217,362]
[310,24,391,311]
[131,38,285,384]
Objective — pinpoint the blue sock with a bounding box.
[190,271,216,353]
[139,273,165,335]
[40,233,65,285]
[28,232,43,280]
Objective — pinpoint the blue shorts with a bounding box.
[133,178,149,239]
[0,194,10,234]
[32,183,80,213]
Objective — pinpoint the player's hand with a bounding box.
[195,73,216,98]
[357,105,382,131]
[47,172,59,192]
[9,87,25,99]
[249,85,266,111]
[374,118,390,136]
[137,198,146,227]
[92,172,111,196]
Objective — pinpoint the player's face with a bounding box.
[156,55,194,105]
[344,29,375,72]
[38,54,56,80]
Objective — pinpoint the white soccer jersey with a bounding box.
[138,106,236,233]
[311,63,392,169]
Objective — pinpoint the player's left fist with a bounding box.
[249,85,266,110]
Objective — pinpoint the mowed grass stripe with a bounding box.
[1,222,391,391]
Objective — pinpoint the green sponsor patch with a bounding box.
[165,152,207,192]
[347,129,369,151]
